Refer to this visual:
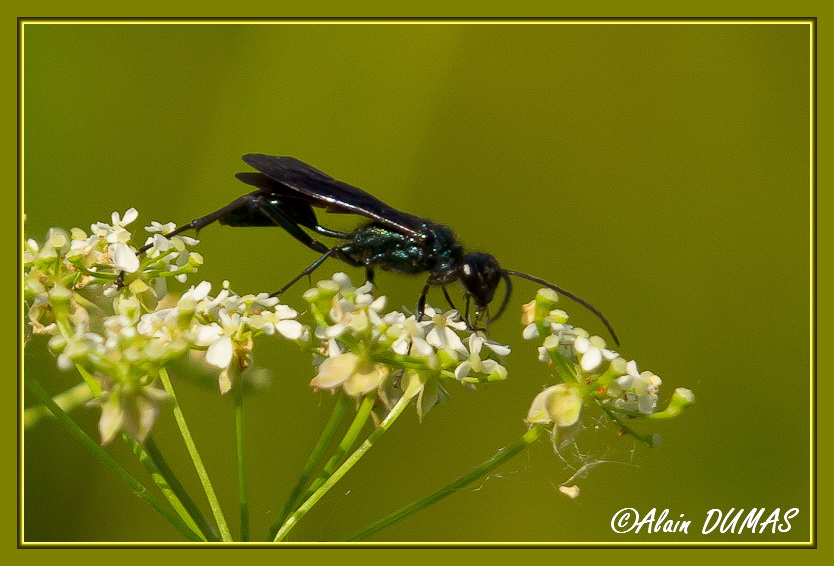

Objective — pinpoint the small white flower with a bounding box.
[320,279,386,339]
[145,221,176,234]
[100,208,139,246]
[95,380,168,445]
[110,242,140,273]
[112,208,139,227]
[606,360,662,414]
[573,335,618,372]
[310,352,389,397]
[249,307,304,340]
[206,336,234,368]
[423,306,468,357]
[386,314,425,355]
[454,333,509,381]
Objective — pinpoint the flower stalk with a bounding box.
[268,394,351,540]
[24,381,94,428]
[304,392,377,498]
[234,376,249,542]
[158,368,233,542]
[273,392,413,542]
[127,435,216,541]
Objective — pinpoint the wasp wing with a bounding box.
[239,154,427,237]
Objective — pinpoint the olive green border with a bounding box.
[11,16,819,553]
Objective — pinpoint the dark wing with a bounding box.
[238,154,427,237]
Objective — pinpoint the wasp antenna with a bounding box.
[488,271,514,325]
[504,269,620,347]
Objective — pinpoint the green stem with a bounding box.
[74,363,102,397]
[273,393,412,542]
[304,393,377,498]
[158,368,234,541]
[24,374,203,542]
[142,436,220,541]
[234,378,249,542]
[125,435,210,542]
[597,402,655,446]
[267,393,350,541]
[346,424,548,541]
[547,349,579,384]
[24,381,94,428]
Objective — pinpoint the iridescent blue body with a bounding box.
[341,223,464,282]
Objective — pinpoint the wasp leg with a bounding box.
[461,295,487,332]
[464,294,472,327]
[416,281,432,321]
[311,225,353,239]
[116,195,268,288]
[273,248,340,296]
[272,247,361,296]
[441,286,458,312]
[116,191,331,288]
[216,192,332,254]
[144,193,326,255]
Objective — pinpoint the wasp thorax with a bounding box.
[459,253,502,307]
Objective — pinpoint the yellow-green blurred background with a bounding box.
[22,22,811,543]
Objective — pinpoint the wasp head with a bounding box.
[459,253,503,309]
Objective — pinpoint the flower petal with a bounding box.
[190,281,212,302]
[193,323,222,346]
[153,233,172,251]
[98,395,124,445]
[206,336,234,368]
[310,353,358,390]
[111,243,140,273]
[122,208,139,225]
[274,319,303,340]
[454,361,471,380]
[522,323,540,340]
[344,363,388,397]
[546,384,582,427]
[580,347,603,371]
[485,340,511,357]
[574,336,590,354]
[526,387,554,423]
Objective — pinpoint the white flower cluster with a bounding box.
[24,210,306,444]
[522,288,693,443]
[44,279,305,443]
[303,273,510,419]
[25,209,203,330]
